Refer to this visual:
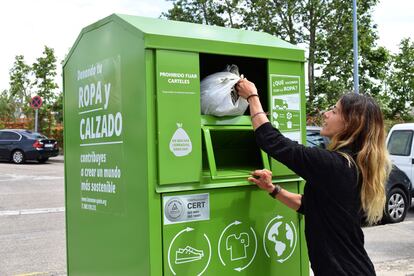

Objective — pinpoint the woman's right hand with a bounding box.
[248,169,274,193]
[236,78,258,99]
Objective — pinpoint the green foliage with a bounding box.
[312,0,389,111]
[0,89,16,121]
[9,55,32,118]
[32,46,58,106]
[162,0,242,27]
[242,0,304,44]
[31,46,59,133]
[162,0,392,117]
[222,0,388,115]
[52,92,63,124]
[360,46,391,97]
[2,46,62,134]
[385,38,414,120]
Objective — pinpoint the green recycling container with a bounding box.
[63,14,308,276]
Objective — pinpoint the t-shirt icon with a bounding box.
[226,233,250,261]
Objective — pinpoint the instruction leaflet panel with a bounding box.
[270,74,301,142]
[76,55,125,214]
[156,50,201,185]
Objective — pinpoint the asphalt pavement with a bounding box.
[0,156,413,276]
[0,156,66,276]
[364,204,414,276]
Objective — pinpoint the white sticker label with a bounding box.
[169,123,192,157]
[163,193,209,225]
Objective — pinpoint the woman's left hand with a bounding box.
[248,169,274,193]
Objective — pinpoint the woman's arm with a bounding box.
[275,189,303,211]
[249,169,303,211]
[235,78,268,130]
[237,78,340,184]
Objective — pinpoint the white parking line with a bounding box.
[0,207,65,216]
[0,174,63,182]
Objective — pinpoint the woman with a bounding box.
[236,78,391,276]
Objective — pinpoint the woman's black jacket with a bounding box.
[255,122,376,276]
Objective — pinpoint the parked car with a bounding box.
[385,123,414,223]
[386,124,414,189]
[306,126,412,223]
[0,129,59,164]
[383,164,412,223]
[306,126,330,149]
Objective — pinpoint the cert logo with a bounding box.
[165,198,184,221]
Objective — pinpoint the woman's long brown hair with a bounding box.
[328,93,391,225]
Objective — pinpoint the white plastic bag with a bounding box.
[200,71,249,116]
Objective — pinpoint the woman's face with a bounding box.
[321,100,346,138]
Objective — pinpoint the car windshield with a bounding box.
[306,130,327,148]
[22,131,47,139]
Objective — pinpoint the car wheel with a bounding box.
[384,187,408,223]
[38,157,49,164]
[11,150,25,164]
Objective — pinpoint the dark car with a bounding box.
[306,126,413,223]
[0,129,59,164]
[306,126,330,149]
[384,164,412,223]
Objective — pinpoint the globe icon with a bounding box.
[265,217,297,263]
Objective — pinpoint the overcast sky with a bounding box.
[0,0,413,93]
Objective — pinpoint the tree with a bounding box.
[243,0,385,113]
[386,38,414,119]
[164,0,321,105]
[312,0,390,112]
[51,92,63,124]
[32,46,58,106]
[162,1,386,116]
[242,0,331,112]
[0,90,15,123]
[359,46,391,97]
[162,0,234,26]
[32,46,59,133]
[9,55,32,118]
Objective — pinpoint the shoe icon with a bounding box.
[175,246,204,264]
